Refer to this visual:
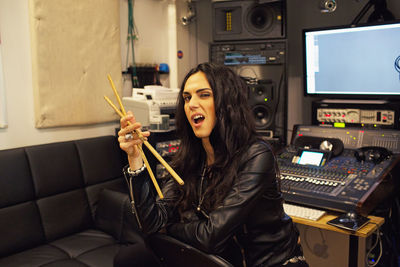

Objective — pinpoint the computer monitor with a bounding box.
[303,20,400,99]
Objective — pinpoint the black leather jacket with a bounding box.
[124,141,299,266]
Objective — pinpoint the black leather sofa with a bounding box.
[0,135,144,267]
[0,135,235,267]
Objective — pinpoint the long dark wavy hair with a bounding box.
[170,63,261,217]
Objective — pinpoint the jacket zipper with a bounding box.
[128,176,143,230]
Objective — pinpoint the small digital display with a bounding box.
[224,53,267,65]
[297,151,324,166]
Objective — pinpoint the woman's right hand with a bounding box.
[118,111,150,169]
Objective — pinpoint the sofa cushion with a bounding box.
[95,188,144,243]
[0,201,45,257]
[0,148,35,208]
[0,230,119,267]
[50,229,116,258]
[76,135,128,218]
[37,189,93,241]
[95,189,125,240]
[40,260,89,267]
[76,136,127,186]
[0,244,69,266]
[26,142,84,198]
[50,230,120,267]
[75,244,120,267]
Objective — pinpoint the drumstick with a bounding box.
[106,75,163,198]
[103,95,184,185]
[104,95,164,199]
[105,76,184,186]
[107,74,127,115]
[104,77,184,186]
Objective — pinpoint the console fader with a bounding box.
[278,125,400,215]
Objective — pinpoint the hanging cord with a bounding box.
[365,224,383,267]
[126,0,140,87]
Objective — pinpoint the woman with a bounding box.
[116,63,307,267]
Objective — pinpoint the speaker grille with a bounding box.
[212,0,286,41]
[248,80,277,131]
[245,4,276,36]
[252,104,273,129]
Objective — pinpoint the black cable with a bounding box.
[352,0,374,25]
[351,0,395,25]
[365,222,383,267]
[370,190,400,266]
[271,64,285,142]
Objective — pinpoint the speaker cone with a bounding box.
[252,104,272,129]
[245,4,275,35]
[252,84,270,102]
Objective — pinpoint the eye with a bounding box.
[183,95,191,102]
[200,92,211,98]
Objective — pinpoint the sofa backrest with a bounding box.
[0,135,128,257]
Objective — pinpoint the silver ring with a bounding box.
[124,133,134,141]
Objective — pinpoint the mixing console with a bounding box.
[278,125,400,215]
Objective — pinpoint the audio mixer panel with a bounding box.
[279,125,400,215]
[278,148,398,215]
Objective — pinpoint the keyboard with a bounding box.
[283,203,326,221]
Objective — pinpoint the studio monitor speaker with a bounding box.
[212,0,286,42]
[248,80,277,136]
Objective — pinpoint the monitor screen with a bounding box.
[303,21,400,99]
[297,150,324,166]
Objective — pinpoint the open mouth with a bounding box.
[193,114,205,125]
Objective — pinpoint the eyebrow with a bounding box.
[182,88,212,95]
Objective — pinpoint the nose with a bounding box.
[188,95,199,109]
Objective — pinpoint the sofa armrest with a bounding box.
[95,189,144,244]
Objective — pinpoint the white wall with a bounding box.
[120,0,179,94]
[180,0,213,82]
[0,39,6,129]
[0,0,180,150]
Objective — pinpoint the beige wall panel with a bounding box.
[29,0,122,128]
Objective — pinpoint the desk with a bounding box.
[291,214,384,267]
